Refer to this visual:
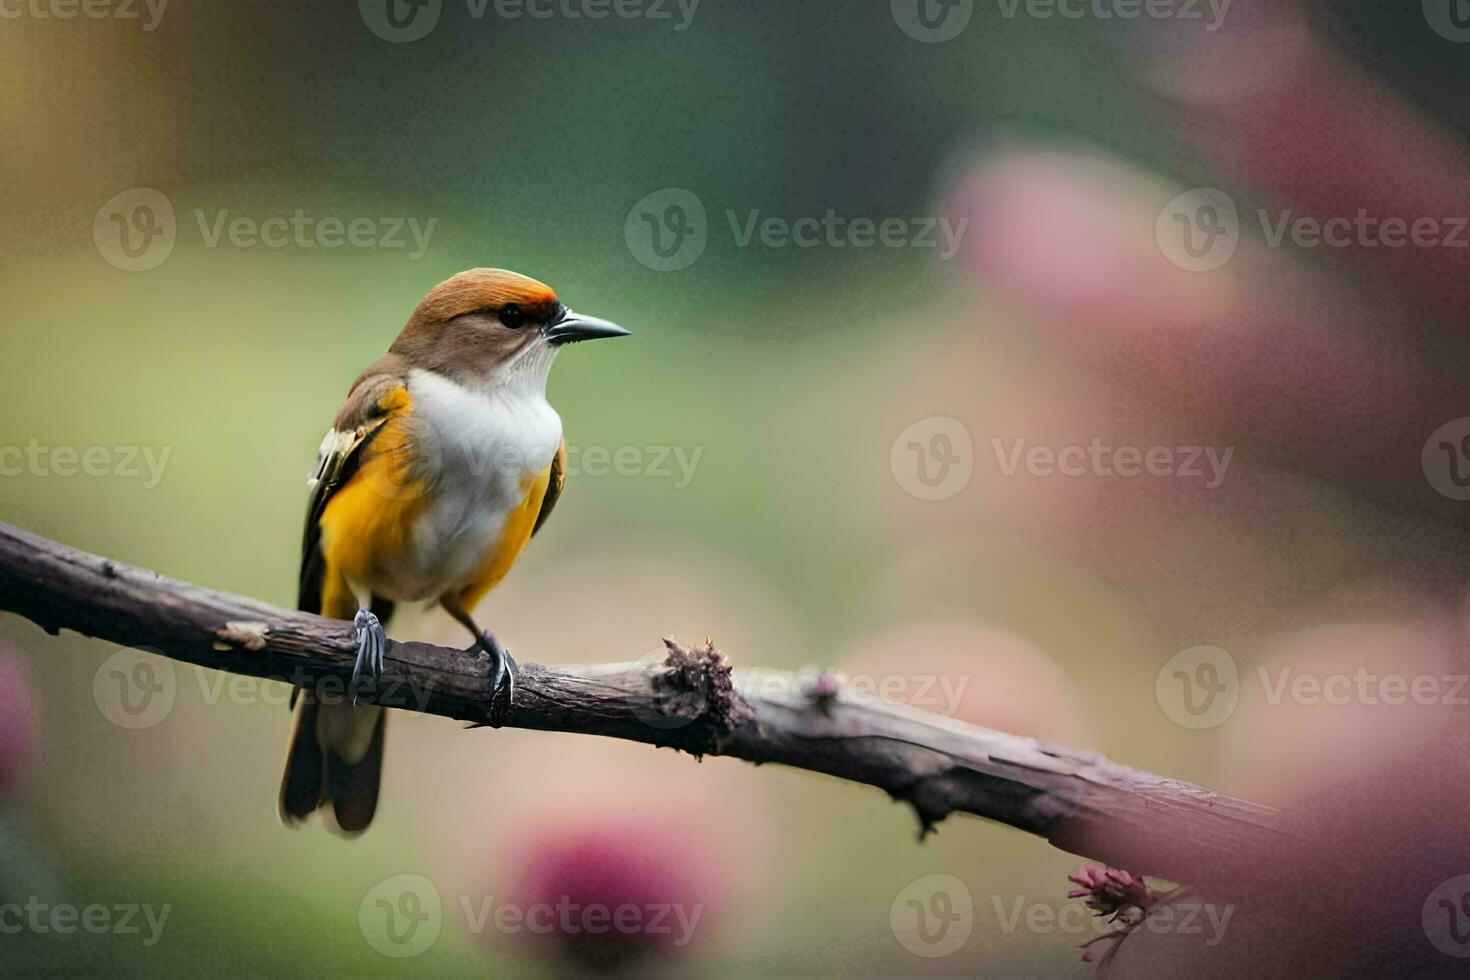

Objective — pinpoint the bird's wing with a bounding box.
[297,361,410,614]
[531,438,566,537]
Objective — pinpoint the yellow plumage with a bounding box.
[281,266,625,836]
[315,388,553,617]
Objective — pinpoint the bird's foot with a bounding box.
[351,609,386,704]
[471,631,517,727]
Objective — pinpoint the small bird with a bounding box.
[279,268,630,834]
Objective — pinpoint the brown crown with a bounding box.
[406,268,560,330]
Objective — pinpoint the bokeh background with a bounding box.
[5,1,1470,975]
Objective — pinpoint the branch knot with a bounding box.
[656,637,752,752]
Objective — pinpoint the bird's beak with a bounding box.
[545,310,632,346]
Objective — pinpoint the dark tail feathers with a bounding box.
[278,695,386,836]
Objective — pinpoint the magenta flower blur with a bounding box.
[506,826,708,974]
[0,646,37,794]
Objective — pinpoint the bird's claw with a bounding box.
[351,609,386,704]
[473,631,517,727]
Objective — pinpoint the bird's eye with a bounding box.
[499,304,526,329]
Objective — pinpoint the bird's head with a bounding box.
[390,268,630,389]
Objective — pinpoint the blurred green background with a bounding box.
[3,1,1467,975]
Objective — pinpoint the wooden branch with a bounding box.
[0,521,1294,885]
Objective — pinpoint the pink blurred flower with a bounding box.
[0,644,38,794]
[501,823,713,974]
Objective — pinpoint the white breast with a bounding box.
[386,368,562,603]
